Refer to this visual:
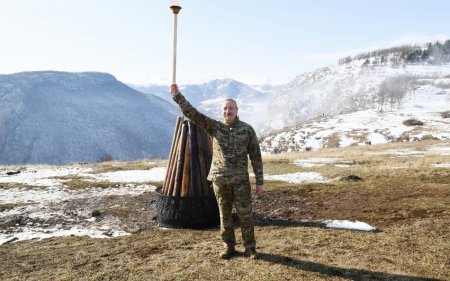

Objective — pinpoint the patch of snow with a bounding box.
[431,162,450,168]
[426,145,450,151]
[0,226,129,245]
[0,166,93,187]
[325,220,376,232]
[266,172,330,183]
[293,158,337,167]
[367,133,388,145]
[88,167,167,183]
[340,135,359,147]
[373,149,424,157]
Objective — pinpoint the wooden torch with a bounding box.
[170,1,182,84]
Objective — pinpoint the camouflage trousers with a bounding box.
[213,180,256,249]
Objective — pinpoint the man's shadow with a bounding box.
[256,252,443,281]
[248,215,442,280]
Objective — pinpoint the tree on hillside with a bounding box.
[443,40,450,61]
[421,43,432,61]
[338,56,352,65]
[362,58,370,67]
[406,50,422,63]
[377,75,415,111]
[377,81,388,111]
[338,40,450,66]
[429,41,444,64]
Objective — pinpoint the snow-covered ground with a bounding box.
[1,140,449,244]
[0,161,387,245]
[0,165,161,245]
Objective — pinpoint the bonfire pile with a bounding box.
[162,117,213,197]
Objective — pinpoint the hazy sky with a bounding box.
[1,0,449,86]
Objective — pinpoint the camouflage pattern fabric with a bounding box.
[173,93,264,248]
[173,94,263,185]
[213,181,255,248]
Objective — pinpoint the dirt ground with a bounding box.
[1,183,448,281]
[0,141,449,281]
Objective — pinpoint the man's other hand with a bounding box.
[255,185,263,197]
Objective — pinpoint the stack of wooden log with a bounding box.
[162,116,213,197]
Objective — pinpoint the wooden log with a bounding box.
[163,116,183,195]
[201,130,212,172]
[188,121,200,197]
[204,132,213,195]
[171,122,187,196]
[180,133,190,197]
[165,118,183,195]
[196,126,209,196]
[165,116,183,195]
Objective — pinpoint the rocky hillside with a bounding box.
[0,71,178,164]
[260,73,450,153]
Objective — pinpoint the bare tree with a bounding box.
[378,76,415,111]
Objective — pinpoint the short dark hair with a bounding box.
[223,98,238,108]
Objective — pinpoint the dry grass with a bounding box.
[64,179,123,190]
[0,140,449,281]
[0,182,31,190]
[323,132,341,148]
[403,118,424,126]
[91,160,166,174]
[0,203,27,212]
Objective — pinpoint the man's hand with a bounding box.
[170,84,180,96]
[255,185,263,197]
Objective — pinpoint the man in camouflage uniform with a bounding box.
[170,84,264,259]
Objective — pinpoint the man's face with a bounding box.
[222,100,238,124]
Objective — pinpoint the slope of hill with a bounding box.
[0,71,178,164]
[263,61,450,131]
[260,78,450,153]
[259,40,450,153]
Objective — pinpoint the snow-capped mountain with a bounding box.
[262,41,450,133]
[259,43,450,153]
[132,78,272,133]
[264,65,450,134]
[2,41,449,163]
[134,41,450,141]
[0,71,178,164]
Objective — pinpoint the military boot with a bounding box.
[219,244,236,259]
[244,247,258,259]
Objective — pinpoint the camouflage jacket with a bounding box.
[173,93,264,185]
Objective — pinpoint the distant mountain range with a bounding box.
[1,40,449,163]
[0,71,178,164]
[131,78,272,133]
